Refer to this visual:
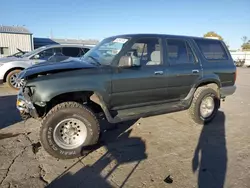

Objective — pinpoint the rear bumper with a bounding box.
[220,85,236,97]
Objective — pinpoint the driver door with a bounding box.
[110,37,168,109]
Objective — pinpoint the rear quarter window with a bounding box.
[194,39,228,60]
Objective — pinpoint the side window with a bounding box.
[79,48,90,56]
[35,48,54,59]
[53,47,63,55]
[125,38,161,66]
[195,39,228,60]
[166,39,195,65]
[62,47,81,57]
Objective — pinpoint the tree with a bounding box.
[242,41,250,51]
[242,36,247,44]
[241,36,250,51]
[203,31,223,40]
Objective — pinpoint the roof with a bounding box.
[34,37,99,46]
[0,25,32,34]
[108,33,217,41]
[42,44,92,48]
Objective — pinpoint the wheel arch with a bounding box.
[3,67,24,82]
[40,90,113,122]
[183,77,221,107]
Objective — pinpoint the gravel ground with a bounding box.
[0,68,250,188]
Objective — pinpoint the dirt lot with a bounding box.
[0,68,250,188]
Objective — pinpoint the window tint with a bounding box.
[36,48,54,59]
[166,39,195,65]
[83,48,90,54]
[79,48,90,56]
[125,38,161,66]
[195,39,228,60]
[53,47,62,54]
[62,47,81,57]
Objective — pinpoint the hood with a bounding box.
[18,59,96,79]
[0,56,21,63]
[0,56,28,63]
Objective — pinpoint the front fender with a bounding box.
[8,61,31,69]
[27,71,111,106]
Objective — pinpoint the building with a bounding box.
[0,25,33,58]
[33,37,98,49]
[204,36,220,40]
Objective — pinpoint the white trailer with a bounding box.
[230,51,250,67]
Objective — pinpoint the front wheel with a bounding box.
[6,69,23,90]
[40,102,100,159]
[188,86,220,125]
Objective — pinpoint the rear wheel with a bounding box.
[40,102,100,159]
[188,86,220,124]
[6,69,23,90]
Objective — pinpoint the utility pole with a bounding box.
[50,29,53,39]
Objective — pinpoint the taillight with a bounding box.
[234,69,237,83]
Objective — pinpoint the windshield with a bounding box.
[21,46,47,58]
[82,37,129,65]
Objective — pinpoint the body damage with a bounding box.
[19,60,112,108]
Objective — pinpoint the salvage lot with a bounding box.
[0,68,250,188]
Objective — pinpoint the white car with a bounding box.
[0,44,91,89]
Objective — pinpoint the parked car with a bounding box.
[0,44,91,89]
[16,34,236,159]
[7,48,29,58]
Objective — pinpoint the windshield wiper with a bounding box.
[88,56,101,66]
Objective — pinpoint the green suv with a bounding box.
[16,34,236,159]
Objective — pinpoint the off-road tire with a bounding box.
[6,69,22,90]
[188,86,220,125]
[40,102,100,159]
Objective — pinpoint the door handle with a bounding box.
[154,71,164,75]
[192,69,199,74]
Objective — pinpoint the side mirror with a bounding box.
[119,56,133,67]
[33,54,40,59]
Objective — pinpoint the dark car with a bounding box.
[16,34,236,159]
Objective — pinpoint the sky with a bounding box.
[0,0,249,49]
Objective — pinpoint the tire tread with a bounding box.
[40,102,100,159]
[188,85,218,124]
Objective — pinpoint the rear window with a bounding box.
[195,39,228,60]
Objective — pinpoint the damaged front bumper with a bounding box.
[16,88,39,119]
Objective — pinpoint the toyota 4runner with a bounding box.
[16,34,236,159]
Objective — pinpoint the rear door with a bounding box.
[165,38,202,101]
[62,47,81,58]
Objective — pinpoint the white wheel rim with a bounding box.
[200,96,215,118]
[9,73,23,89]
[53,118,87,150]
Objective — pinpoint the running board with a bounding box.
[111,102,187,123]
